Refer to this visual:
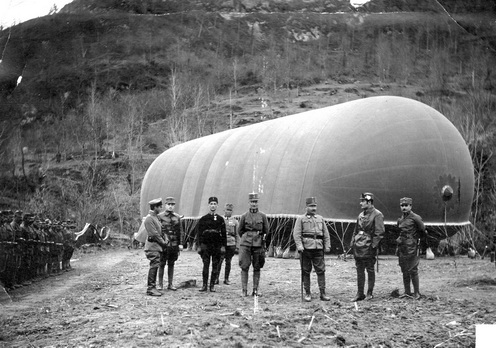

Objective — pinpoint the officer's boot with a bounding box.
[224,262,231,285]
[351,271,366,302]
[317,274,330,301]
[157,266,165,290]
[366,271,375,300]
[146,267,161,296]
[303,273,312,302]
[167,264,177,291]
[199,271,208,292]
[241,269,249,296]
[252,270,261,296]
[412,273,421,300]
[210,270,218,292]
[400,273,412,298]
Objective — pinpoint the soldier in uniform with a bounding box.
[396,197,426,300]
[0,211,13,289]
[6,211,21,289]
[293,197,331,302]
[62,220,76,271]
[11,211,24,286]
[52,221,65,274]
[144,198,168,296]
[490,230,496,263]
[157,197,183,291]
[350,192,385,301]
[196,196,227,293]
[215,203,239,285]
[20,213,37,284]
[238,192,269,297]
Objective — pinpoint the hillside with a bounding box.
[0,0,496,244]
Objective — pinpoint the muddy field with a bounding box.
[1,246,495,348]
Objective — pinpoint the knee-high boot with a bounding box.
[317,274,330,301]
[224,261,231,284]
[412,273,420,299]
[352,269,366,301]
[252,270,261,296]
[167,264,177,290]
[367,271,375,297]
[402,273,412,296]
[147,267,161,296]
[241,269,249,296]
[303,273,311,295]
[200,270,208,292]
[210,270,217,292]
[157,266,165,290]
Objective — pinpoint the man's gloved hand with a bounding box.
[221,246,226,255]
[324,247,331,253]
[179,245,183,251]
[297,246,304,253]
[197,245,202,254]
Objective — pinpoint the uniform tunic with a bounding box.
[225,216,239,248]
[396,210,425,274]
[159,211,183,263]
[197,212,227,283]
[144,210,167,268]
[293,213,331,277]
[238,209,269,270]
[351,207,385,259]
[396,211,425,257]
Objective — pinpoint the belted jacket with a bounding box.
[293,213,331,251]
[197,213,227,247]
[224,216,239,247]
[396,211,425,257]
[159,212,183,247]
[238,209,269,248]
[351,207,385,258]
[144,210,167,252]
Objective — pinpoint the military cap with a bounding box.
[148,198,163,205]
[165,197,176,204]
[14,210,23,217]
[225,203,234,210]
[360,192,374,201]
[248,192,259,201]
[305,197,317,206]
[400,197,413,205]
[208,196,218,203]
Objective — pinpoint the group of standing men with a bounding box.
[348,193,426,302]
[143,193,269,297]
[0,210,76,291]
[142,191,426,302]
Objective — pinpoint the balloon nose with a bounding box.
[442,185,453,201]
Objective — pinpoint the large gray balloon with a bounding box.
[141,96,474,230]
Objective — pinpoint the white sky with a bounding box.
[0,0,74,28]
[0,0,372,29]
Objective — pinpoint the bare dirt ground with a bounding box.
[1,246,495,348]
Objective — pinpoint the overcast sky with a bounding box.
[0,0,372,29]
[0,0,73,28]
